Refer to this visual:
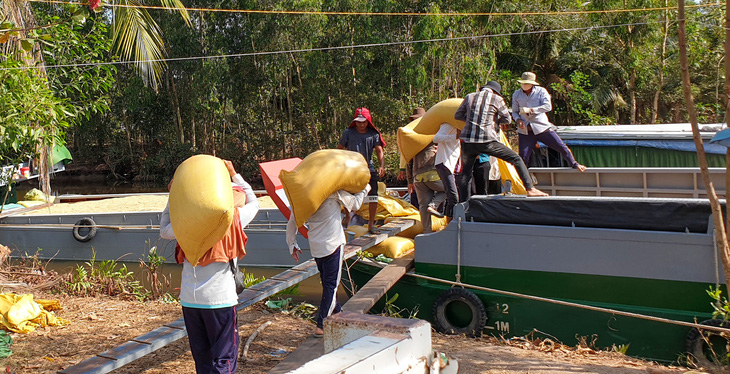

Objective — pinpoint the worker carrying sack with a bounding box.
[398,99,466,162]
[280,149,370,228]
[169,155,234,266]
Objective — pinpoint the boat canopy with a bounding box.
[533,123,729,167]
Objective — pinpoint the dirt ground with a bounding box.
[0,292,714,374]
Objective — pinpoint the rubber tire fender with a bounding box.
[432,287,487,337]
[73,217,98,242]
[685,318,730,367]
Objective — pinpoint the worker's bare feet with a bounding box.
[574,163,587,172]
[526,187,549,197]
[313,327,324,338]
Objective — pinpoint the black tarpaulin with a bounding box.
[466,196,724,233]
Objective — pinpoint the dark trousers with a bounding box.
[315,246,343,329]
[460,142,533,202]
[518,129,578,167]
[182,306,239,374]
[435,163,458,218]
[472,159,490,195]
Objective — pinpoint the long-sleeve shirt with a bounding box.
[159,173,260,308]
[433,123,461,173]
[455,87,512,143]
[511,86,553,135]
[286,186,370,259]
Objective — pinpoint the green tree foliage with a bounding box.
[12,1,726,183]
[0,58,70,189]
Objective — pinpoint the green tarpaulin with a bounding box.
[570,146,726,168]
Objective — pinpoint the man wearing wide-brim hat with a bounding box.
[510,72,586,172]
[455,80,548,199]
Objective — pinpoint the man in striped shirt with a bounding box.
[455,81,548,200]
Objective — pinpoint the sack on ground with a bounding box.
[366,236,415,258]
[169,155,234,266]
[280,149,370,227]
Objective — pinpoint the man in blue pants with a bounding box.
[286,185,370,337]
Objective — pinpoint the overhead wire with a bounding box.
[26,0,721,17]
[0,19,684,71]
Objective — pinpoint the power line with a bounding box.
[27,0,720,17]
[0,21,666,71]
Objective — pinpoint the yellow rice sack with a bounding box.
[169,155,233,266]
[356,184,419,222]
[412,98,466,135]
[385,214,448,238]
[398,99,466,162]
[366,236,415,258]
[398,126,436,163]
[280,149,370,227]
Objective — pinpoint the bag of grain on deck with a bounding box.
[169,155,234,266]
[366,236,414,258]
[385,214,448,238]
[280,149,370,227]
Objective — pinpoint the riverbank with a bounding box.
[0,292,705,374]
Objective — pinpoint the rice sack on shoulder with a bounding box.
[399,98,466,163]
[169,155,234,266]
[280,149,370,227]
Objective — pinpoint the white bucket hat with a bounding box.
[517,72,540,86]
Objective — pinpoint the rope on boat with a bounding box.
[407,272,730,335]
[455,217,462,284]
[0,222,287,230]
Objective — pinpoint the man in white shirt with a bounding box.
[433,122,461,221]
[286,185,370,337]
[160,160,259,373]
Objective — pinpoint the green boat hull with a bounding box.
[347,261,725,363]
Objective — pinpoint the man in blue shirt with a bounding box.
[511,72,586,172]
[338,107,386,233]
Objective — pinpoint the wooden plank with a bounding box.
[267,336,324,374]
[341,253,415,314]
[0,203,52,219]
[61,219,415,374]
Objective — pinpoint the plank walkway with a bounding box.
[59,218,414,374]
[0,203,52,219]
[268,251,415,373]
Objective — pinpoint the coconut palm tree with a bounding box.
[1,0,190,90]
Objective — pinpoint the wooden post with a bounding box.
[679,0,730,288]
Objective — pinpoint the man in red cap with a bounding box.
[337,107,386,233]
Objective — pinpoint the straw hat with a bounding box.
[517,72,540,86]
[409,107,426,121]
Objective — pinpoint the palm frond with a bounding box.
[110,0,190,89]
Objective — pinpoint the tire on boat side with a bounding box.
[73,217,98,242]
[432,288,487,337]
[685,318,730,367]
